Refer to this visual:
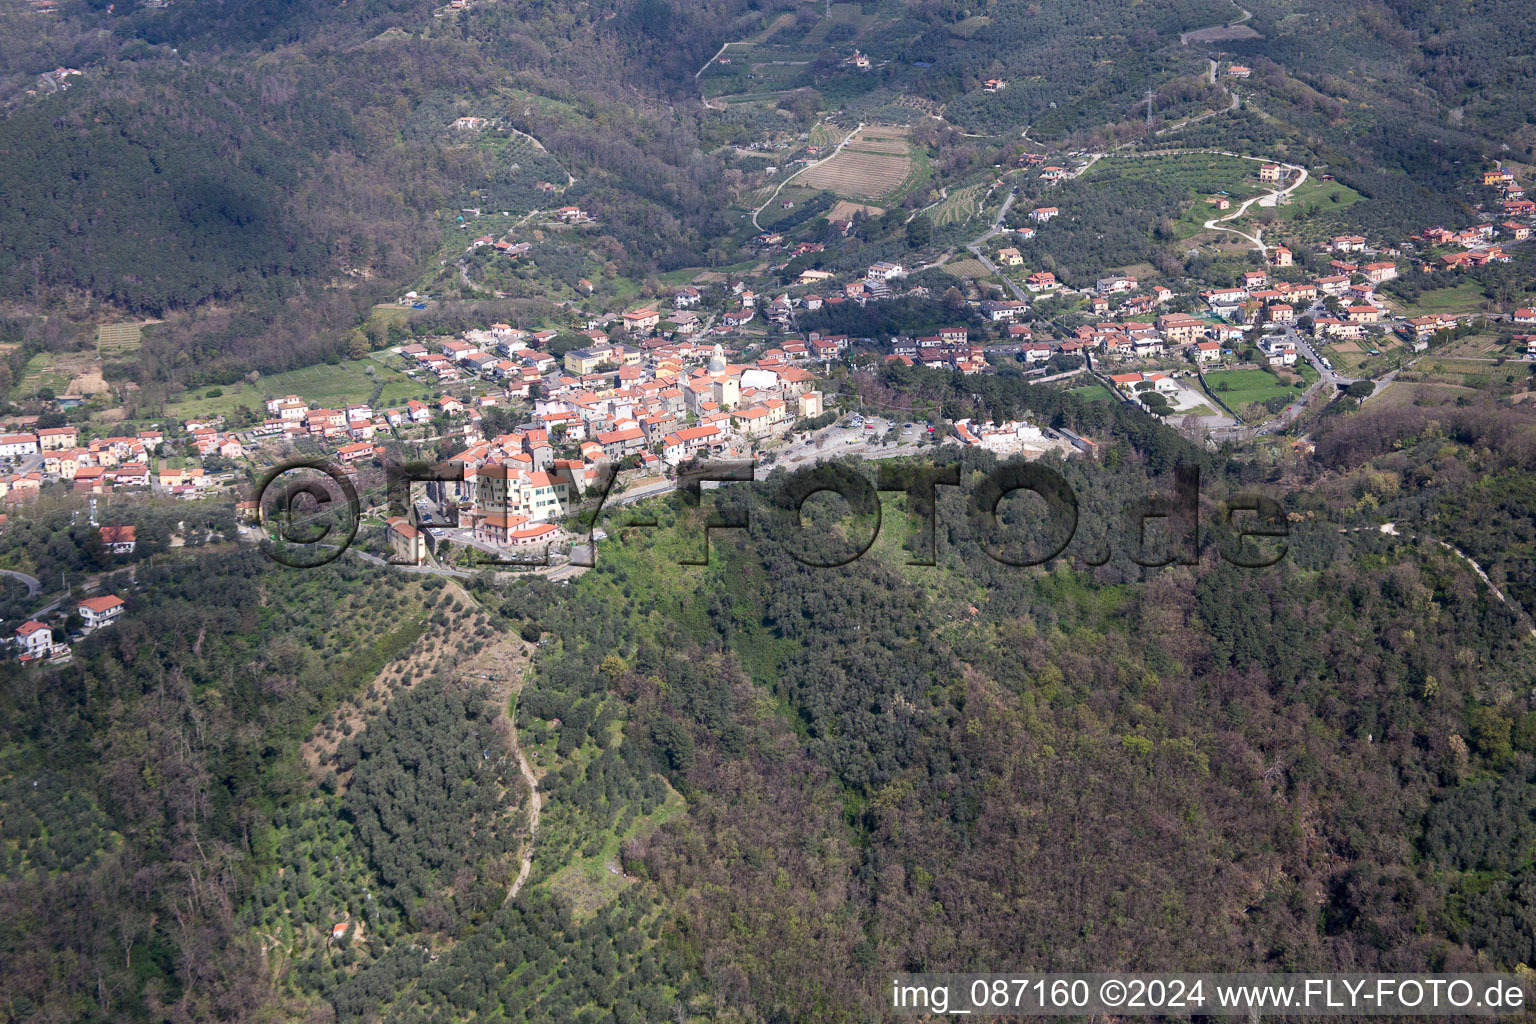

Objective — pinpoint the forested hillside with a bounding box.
[0,0,792,390]
[0,554,448,1020]
[4,367,1536,1020]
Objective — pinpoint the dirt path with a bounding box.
[1365,524,1536,639]
[437,609,543,905]
[1179,3,1254,43]
[506,737,541,902]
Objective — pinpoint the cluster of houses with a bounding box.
[11,593,124,667]
[1407,165,1534,271]
[369,332,826,562]
[950,418,1079,458]
[0,424,168,503]
[459,205,593,260]
[1512,307,1536,359]
[885,327,989,373]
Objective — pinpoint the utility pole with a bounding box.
[1145,88,1155,130]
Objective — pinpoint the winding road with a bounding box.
[1179,4,1253,44]
[1201,157,1308,257]
[751,121,863,231]
[964,191,1032,302]
[0,569,42,598]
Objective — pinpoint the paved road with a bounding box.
[965,191,1033,303]
[608,479,676,507]
[1069,153,1102,178]
[0,569,42,598]
[1201,158,1308,256]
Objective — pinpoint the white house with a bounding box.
[79,594,125,630]
[0,434,39,459]
[99,525,136,554]
[14,621,55,660]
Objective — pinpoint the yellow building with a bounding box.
[385,517,427,565]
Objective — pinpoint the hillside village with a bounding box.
[1,147,1533,589]
[5,88,1529,674]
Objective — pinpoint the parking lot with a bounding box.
[771,415,935,469]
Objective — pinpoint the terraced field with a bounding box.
[799,151,910,198]
[16,353,74,398]
[797,126,913,200]
[808,122,844,149]
[845,127,910,154]
[929,183,986,226]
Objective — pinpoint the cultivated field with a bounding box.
[1181,23,1262,43]
[928,183,986,226]
[798,127,913,199]
[1383,281,1489,316]
[940,256,993,279]
[97,322,144,357]
[798,150,911,198]
[1402,357,1532,390]
[827,200,884,220]
[808,122,844,149]
[17,351,107,399]
[17,354,73,399]
[845,125,911,154]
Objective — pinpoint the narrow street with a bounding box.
[965,191,1031,303]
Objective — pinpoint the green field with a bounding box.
[1278,177,1366,220]
[1203,368,1303,408]
[1388,280,1488,316]
[165,356,436,420]
[1068,383,1114,402]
